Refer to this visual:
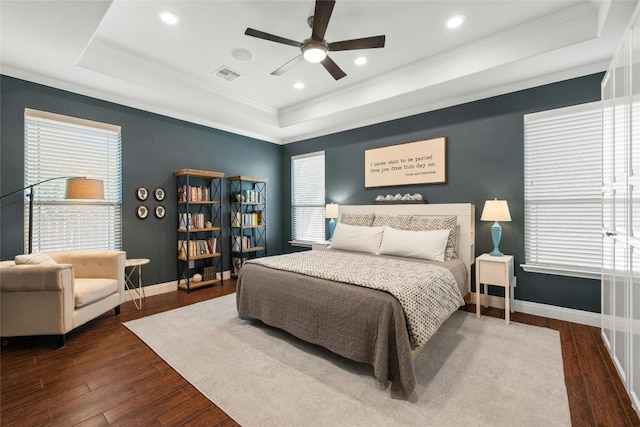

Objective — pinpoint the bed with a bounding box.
[236,203,475,399]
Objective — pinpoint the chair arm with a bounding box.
[0,263,74,292]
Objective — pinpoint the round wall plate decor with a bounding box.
[137,187,148,201]
[136,205,148,219]
[155,205,166,219]
[154,187,165,201]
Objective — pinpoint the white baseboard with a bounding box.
[473,292,601,327]
[123,281,176,301]
[125,274,601,328]
[123,270,232,302]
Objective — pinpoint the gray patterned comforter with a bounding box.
[249,250,463,348]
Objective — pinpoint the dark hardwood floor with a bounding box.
[1,280,639,426]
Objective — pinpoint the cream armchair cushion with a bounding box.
[0,251,126,347]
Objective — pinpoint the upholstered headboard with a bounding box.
[338,203,475,280]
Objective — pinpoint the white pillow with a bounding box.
[14,252,57,265]
[329,223,384,254]
[378,226,450,261]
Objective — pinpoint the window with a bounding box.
[24,108,122,252]
[291,151,325,243]
[522,101,601,279]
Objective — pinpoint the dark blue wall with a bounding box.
[1,73,604,313]
[281,73,604,313]
[0,76,283,286]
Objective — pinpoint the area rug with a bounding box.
[124,294,571,427]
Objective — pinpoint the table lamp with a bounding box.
[480,199,511,257]
[325,203,339,241]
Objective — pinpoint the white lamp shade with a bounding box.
[65,178,104,200]
[480,199,511,222]
[325,203,339,219]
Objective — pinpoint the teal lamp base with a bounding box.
[489,221,504,256]
[328,218,336,241]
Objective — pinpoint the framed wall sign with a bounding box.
[364,137,447,188]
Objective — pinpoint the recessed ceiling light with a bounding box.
[446,15,464,29]
[294,82,305,89]
[231,48,254,62]
[355,56,367,66]
[159,10,180,25]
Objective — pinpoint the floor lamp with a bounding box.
[0,177,104,254]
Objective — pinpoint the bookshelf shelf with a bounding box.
[178,227,221,233]
[231,246,265,254]
[178,200,221,205]
[178,253,221,262]
[228,175,267,277]
[175,169,224,293]
[178,278,222,291]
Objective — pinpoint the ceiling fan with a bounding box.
[244,0,385,80]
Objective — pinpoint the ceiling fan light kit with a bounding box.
[244,0,385,80]
[302,40,328,63]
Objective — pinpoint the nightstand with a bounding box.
[475,253,515,324]
[312,241,331,251]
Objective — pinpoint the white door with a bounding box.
[613,35,630,382]
[602,69,615,352]
[629,20,640,415]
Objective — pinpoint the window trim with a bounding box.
[24,108,123,253]
[291,150,325,245]
[522,101,602,279]
[519,263,601,280]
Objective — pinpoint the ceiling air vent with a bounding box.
[214,67,241,81]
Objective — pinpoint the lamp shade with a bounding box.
[480,199,511,222]
[325,203,339,219]
[65,178,104,200]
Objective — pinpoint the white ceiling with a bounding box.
[1,0,638,144]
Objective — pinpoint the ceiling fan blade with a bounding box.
[321,56,346,80]
[271,55,305,76]
[245,28,302,48]
[311,0,335,41]
[329,35,386,51]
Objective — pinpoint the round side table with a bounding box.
[125,258,150,310]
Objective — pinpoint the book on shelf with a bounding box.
[178,213,207,230]
[231,211,263,227]
[178,237,218,258]
[178,185,210,202]
[242,189,263,204]
[231,235,251,252]
[202,266,217,282]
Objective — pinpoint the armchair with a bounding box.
[0,251,126,347]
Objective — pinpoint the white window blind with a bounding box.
[24,108,122,253]
[523,101,602,279]
[291,151,325,243]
